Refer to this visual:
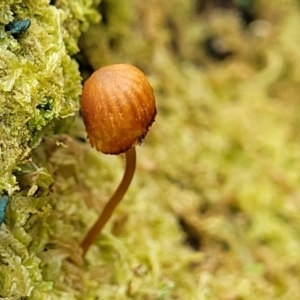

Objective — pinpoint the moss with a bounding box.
[3,0,300,299]
[78,0,300,299]
[0,0,100,194]
[0,0,99,298]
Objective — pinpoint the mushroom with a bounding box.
[80,64,156,255]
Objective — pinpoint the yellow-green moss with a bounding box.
[3,0,300,299]
[0,0,100,194]
[0,0,99,298]
[78,0,300,299]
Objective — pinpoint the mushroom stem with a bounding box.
[81,147,136,256]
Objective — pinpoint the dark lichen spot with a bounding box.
[5,19,31,36]
[0,195,9,226]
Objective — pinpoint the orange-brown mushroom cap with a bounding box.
[80,64,157,154]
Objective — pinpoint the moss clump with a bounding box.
[0,0,99,298]
[3,0,300,299]
[0,0,100,194]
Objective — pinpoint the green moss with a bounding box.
[0,0,100,194]
[78,1,300,299]
[3,0,300,299]
[0,0,99,298]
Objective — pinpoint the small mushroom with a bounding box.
[80,64,156,255]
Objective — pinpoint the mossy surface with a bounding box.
[0,0,99,194]
[0,0,99,298]
[2,0,300,299]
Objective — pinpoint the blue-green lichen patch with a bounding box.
[5,18,31,35]
[0,195,9,226]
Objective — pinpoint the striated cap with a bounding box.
[80,64,156,154]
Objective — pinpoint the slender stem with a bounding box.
[81,147,136,256]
